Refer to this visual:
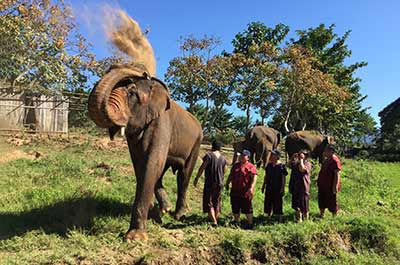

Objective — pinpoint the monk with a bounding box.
[317,144,342,217]
[289,150,312,222]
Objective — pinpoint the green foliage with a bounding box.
[379,98,400,134]
[230,22,289,127]
[0,0,119,93]
[377,98,400,157]
[0,0,94,91]
[165,35,235,133]
[219,234,245,265]
[290,24,371,145]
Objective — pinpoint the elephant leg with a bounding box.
[255,143,263,168]
[264,151,271,169]
[175,141,200,220]
[125,147,168,242]
[155,167,173,214]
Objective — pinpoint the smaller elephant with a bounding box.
[232,126,281,168]
[246,126,281,168]
[285,130,334,163]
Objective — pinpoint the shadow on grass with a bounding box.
[0,196,131,240]
[162,213,210,229]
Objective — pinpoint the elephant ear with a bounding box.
[146,78,171,124]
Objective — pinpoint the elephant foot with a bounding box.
[158,196,173,214]
[160,206,172,214]
[174,209,187,220]
[148,206,163,224]
[124,229,148,242]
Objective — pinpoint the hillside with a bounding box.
[0,135,399,264]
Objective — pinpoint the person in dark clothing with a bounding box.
[289,150,312,222]
[194,140,227,226]
[318,144,342,218]
[262,149,288,222]
[226,149,257,229]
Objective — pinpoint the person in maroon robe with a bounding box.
[317,144,342,217]
[289,150,312,222]
[262,149,288,222]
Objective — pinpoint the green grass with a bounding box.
[0,136,399,264]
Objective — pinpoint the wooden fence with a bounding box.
[0,88,70,134]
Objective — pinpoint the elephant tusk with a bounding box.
[120,126,126,137]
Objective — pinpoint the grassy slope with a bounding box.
[0,136,399,264]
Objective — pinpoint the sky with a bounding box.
[68,0,400,124]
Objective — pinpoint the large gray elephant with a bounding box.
[232,126,281,168]
[88,64,203,241]
[285,130,334,162]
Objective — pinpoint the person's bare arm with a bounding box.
[298,153,308,173]
[249,174,257,198]
[332,169,340,194]
[193,161,206,187]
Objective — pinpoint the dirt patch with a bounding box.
[94,137,127,150]
[0,149,30,164]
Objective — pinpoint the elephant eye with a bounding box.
[127,83,137,96]
[128,89,135,96]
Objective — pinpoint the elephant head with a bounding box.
[88,64,170,138]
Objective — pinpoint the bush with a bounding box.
[218,234,246,265]
[346,218,390,253]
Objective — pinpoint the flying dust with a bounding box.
[74,3,156,76]
[103,8,156,76]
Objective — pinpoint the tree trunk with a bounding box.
[202,94,210,132]
[246,104,251,129]
[260,108,265,126]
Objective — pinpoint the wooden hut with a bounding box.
[0,88,69,134]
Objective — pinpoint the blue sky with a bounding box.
[68,0,399,124]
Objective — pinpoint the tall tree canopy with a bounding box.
[230,22,289,128]
[0,0,99,92]
[166,23,374,144]
[165,35,235,131]
[379,97,400,134]
[288,24,370,143]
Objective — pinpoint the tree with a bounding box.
[230,22,289,128]
[379,97,400,134]
[165,35,235,132]
[288,24,370,144]
[277,44,350,133]
[378,98,400,151]
[0,0,99,92]
[231,115,248,138]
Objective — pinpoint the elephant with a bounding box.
[232,126,281,168]
[88,63,203,241]
[285,130,334,163]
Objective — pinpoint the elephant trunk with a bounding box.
[88,68,142,128]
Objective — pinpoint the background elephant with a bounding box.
[88,64,203,241]
[246,126,281,168]
[285,130,334,162]
[232,126,281,168]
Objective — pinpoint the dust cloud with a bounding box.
[72,3,156,76]
[103,8,156,76]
